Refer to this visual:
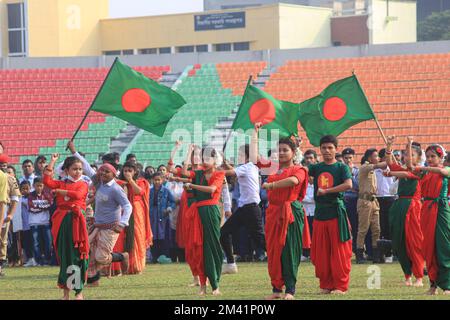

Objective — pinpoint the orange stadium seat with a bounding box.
[216,61,268,95]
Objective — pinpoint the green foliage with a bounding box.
[418,10,450,41]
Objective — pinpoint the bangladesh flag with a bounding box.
[232,84,299,139]
[90,58,186,137]
[298,75,375,146]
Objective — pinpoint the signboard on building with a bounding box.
[194,12,246,31]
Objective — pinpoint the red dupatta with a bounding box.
[119,178,153,247]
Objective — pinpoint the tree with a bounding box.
[418,10,450,41]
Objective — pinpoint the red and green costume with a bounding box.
[420,167,450,290]
[388,163,424,280]
[43,171,89,294]
[185,170,225,290]
[266,165,308,295]
[258,159,311,250]
[173,166,202,276]
[111,178,152,274]
[309,162,353,292]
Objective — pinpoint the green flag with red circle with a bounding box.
[90,58,186,137]
[298,75,375,146]
[231,85,299,139]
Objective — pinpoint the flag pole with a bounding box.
[353,72,388,145]
[66,57,120,151]
[353,72,398,164]
[222,75,253,152]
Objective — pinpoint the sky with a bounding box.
[109,0,204,18]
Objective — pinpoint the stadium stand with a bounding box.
[0,65,170,171]
[263,53,450,155]
[1,53,449,169]
[127,62,266,166]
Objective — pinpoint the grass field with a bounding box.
[1,261,449,300]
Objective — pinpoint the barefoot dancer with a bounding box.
[116,162,152,275]
[309,135,353,295]
[43,154,89,300]
[168,142,204,286]
[87,163,132,286]
[415,144,450,295]
[258,126,308,300]
[182,147,225,296]
[386,136,424,287]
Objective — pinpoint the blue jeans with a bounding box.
[30,224,52,265]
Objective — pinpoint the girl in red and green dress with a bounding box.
[182,147,225,296]
[43,154,89,300]
[167,141,204,287]
[112,162,152,275]
[261,133,308,301]
[414,143,450,295]
[385,136,424,287]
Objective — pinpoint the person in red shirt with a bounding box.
[43,153,89,300]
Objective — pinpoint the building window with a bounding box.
[104,50,121,56]
[333,41,342,47]
[139,48,157,55]
[215,43,232,52]
[159,47,171,54]
[7,2,27,57]
[177,45,194,53]
[233,42,250,51]
[196,45,208,52]
[122,49,134,55]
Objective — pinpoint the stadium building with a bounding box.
[0,0,416,57]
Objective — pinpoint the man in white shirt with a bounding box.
[301,149,318,261]
[220,144,265,274]
[376,149,396,239]
[375,149,396,263]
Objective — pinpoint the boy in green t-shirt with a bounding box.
[308,135,353,294]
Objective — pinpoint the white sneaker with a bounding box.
[23,258,38,267]
[385,256,393,263]
[301,255,309,262]
[222,263,238,274]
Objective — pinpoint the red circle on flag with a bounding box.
[248,98,276,125]
[122,88,151,113]
[323,97,347,121]
[318,172,334,189]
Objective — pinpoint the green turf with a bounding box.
[0,262,449,300]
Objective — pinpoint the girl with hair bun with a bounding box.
[414,142,450,295]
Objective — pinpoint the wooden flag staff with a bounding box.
[222,75,253,153]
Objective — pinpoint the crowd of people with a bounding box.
[0,126,449,300]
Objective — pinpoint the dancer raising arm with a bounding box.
[259,122,309,300]
[413,143,450,295]
[385,136,424,287]
[181,147,225,296]
[43,154,89,300]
